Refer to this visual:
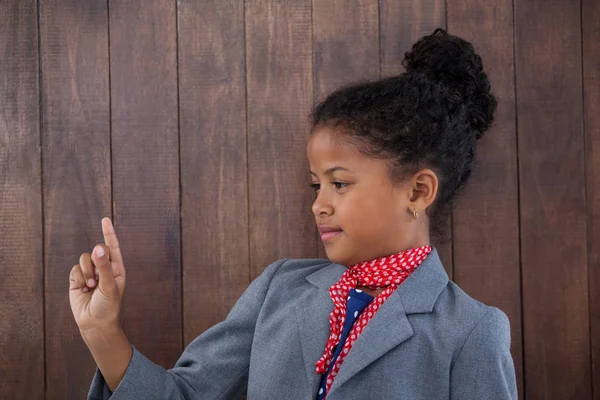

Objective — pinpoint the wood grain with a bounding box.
[515,0,591,398]
[313,0,380,100]
[583,0,600,398]
[246,0,316,278]
[0,1,43,399]
[109,0,182,368]
[447,0,523,397]
[313,0,380,260]
[2,2,600,397]
[380,0,446,78]
[39,1,111,398]
[178,0,250,344]
[379,0,453,277]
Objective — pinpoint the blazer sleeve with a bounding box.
[450,307,518,400]
[87,258,289,400]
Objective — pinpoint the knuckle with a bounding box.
[71,264,82,277]
[78,260,88,272]
[69,266,86,288]
[78,260,93,279]
[79,253,89,265]
[72,265,82,277]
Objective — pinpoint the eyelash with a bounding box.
[309,182,348,192]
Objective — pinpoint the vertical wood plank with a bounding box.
[379,0,453,277]
[380,0,445,78]
[515,0,591,398]
[0,1,43,399]
[246,0,316,278]
[109,0,182,366]
[39,1,111,398]
[313,0,379,99]
[178,1,249,343]
[313,0,380,260]
[583,0,600,397]
[447,0,523,397]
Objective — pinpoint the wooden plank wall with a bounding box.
[0,1,598,399]
[40,1,111,397]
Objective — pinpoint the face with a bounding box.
[307,125,436,266]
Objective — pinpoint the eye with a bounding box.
[309,183,320,192]
[333,181,348,190]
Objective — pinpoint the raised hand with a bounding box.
[69,217,127,334]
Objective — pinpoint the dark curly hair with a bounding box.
[309,28,497,242]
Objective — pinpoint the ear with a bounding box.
[408,168,438,213]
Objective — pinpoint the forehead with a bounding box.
[306,125,363,164]
[306,125,390,175]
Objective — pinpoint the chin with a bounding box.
[323,246,352,267]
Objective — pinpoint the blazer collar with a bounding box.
[297,247,449,396]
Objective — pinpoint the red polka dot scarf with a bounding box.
[315,245,432,393]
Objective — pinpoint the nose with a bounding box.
[312,190,333,217]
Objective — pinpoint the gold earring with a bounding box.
[410,208,418,220]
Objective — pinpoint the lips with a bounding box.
[318,225,342,242]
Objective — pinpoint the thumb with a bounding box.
[92,244,118,298]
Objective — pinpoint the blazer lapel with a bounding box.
[328,287,413,393]
[295,262,346,395]
[297,248,449,397]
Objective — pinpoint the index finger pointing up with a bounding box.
[101,217,124,266]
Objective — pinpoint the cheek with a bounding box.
[371,198,402,231]
[339,191,397,233]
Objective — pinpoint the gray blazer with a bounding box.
[88,248,518,399]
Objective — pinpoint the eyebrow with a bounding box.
[309,166,351,176]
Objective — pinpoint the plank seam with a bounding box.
[244,0,252,283]
[36,0,46,397]
[512,0,526,397]
[175,0,184,353]
[580,0,595,397]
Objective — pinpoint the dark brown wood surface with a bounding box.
[379,0,454,278]
[447,1,524,398]
[0,1,43,399]
[380,0,446,78]
[39,1,111,399]
[108,0,182,369]
[1,0,598,398]
[178,0,250,344]
[246,0,316,279]
[583,0,600,398]
[313,0,380,260]
[516,0,591,398]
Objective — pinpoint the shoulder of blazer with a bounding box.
[258,258,346,297]
[265,257,337,284]
[441,279,512,361]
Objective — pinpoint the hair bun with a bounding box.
[401,28,496,139]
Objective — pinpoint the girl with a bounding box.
[70,29,517,399]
